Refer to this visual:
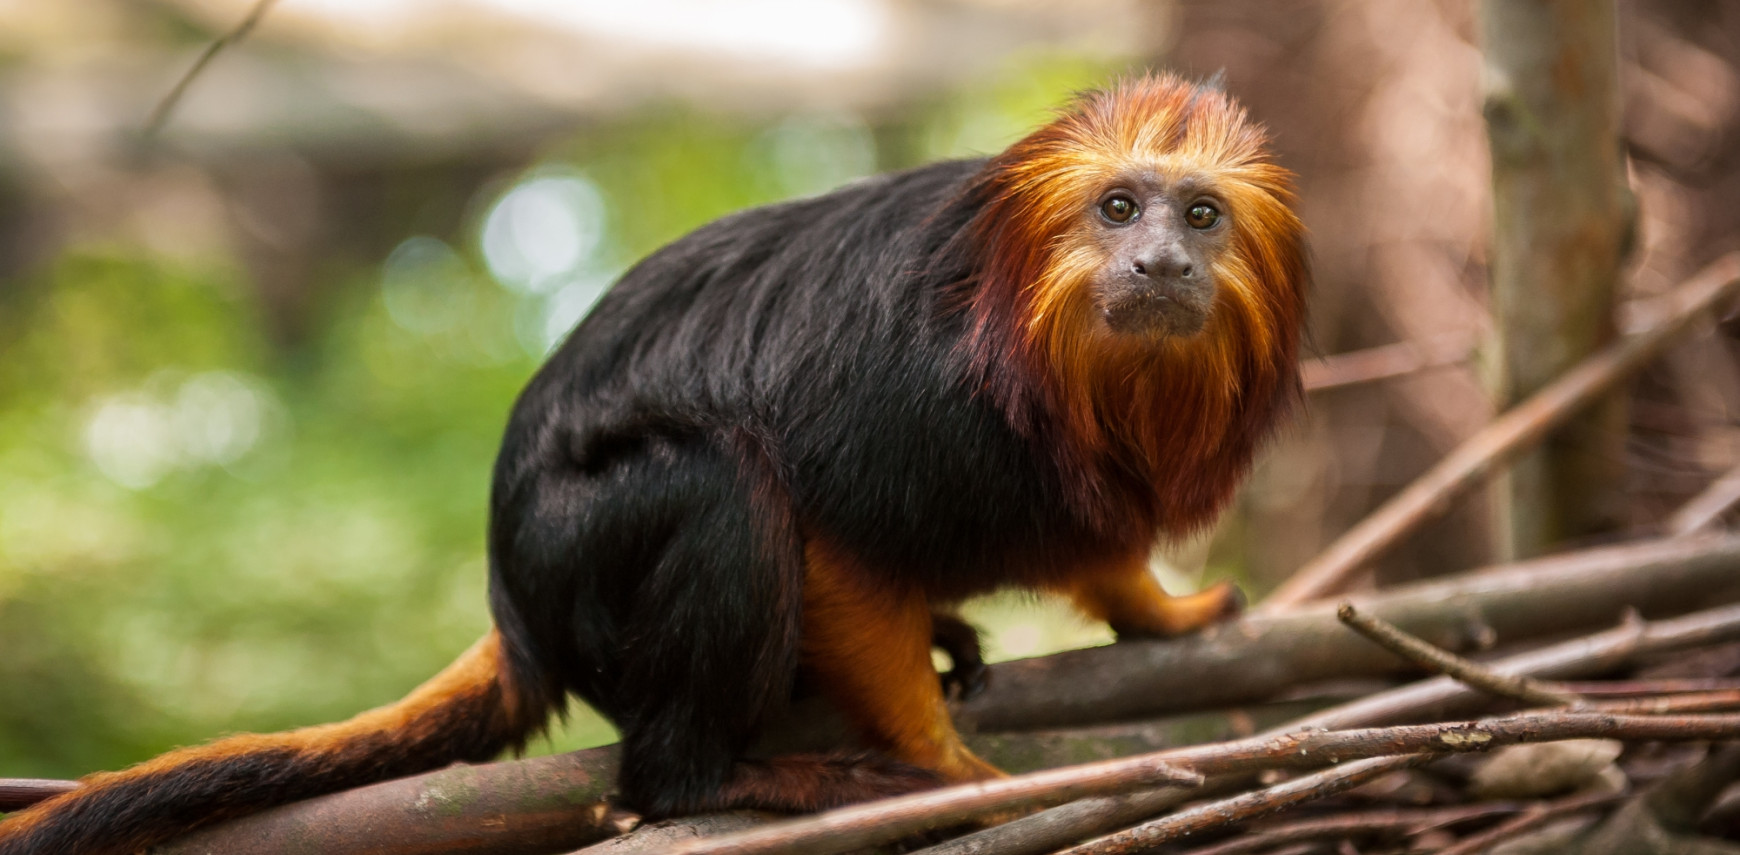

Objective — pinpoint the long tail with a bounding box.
[0,629,553,855]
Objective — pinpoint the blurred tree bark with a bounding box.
[1481,0,1632,558]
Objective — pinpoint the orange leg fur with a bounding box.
[1059,554,1242,638]
[801,539,1003,784]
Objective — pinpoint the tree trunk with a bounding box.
[1480,0,1631,558]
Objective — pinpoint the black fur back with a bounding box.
[485,159,1120,814]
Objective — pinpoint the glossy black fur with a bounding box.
[487,159,1143,816]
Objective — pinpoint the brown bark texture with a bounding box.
[1482,0,1632,557]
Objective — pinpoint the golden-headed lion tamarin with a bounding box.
[0,73,1307,854]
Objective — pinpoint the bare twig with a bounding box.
[1302,332,1478,393]
[647,755,1201,855]
[1560,678,1740,696]
[660,712,1740,855]
[1585,688,1740,715]
[142,0,280,138]
[1055,755,1430,855]
[1336,603,1584,706]
[1666,463,1740,536]
[906,785,1202,855]
[571,815,770,855]
[0,779,77,813]
[1434,790,1626,855]
[1169,803,1524,855]
[1263,252,1740,609]
[1283,602,1740,733]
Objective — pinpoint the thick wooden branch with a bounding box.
[152,747,624,855]
[960,533,1740,732]
[1263,252,1740,609]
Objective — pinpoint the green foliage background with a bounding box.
[0,58,1157,780]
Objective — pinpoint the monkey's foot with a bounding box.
[1112,580,1244,640]
[932,613,990,701]
[721,752,942,814]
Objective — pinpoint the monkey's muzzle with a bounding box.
[1098,275,1212,339]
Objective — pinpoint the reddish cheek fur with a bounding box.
[961,76,1309,551]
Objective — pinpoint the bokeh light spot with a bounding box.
[481,170,607,295]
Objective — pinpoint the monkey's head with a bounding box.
[964,74,1308,489]
[975,73,1304,353]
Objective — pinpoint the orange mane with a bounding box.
[961,74,1309,538]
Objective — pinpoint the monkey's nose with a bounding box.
[1131,253,1194,281]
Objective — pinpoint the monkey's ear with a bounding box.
[1200,69,1228,93]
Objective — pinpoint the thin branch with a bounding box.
[571,815,770,855]
[1262,252,1740,609]
[1585,688,1740,715]
[1281,602,1740,734]
[1336,603,1584,706]
[660,712,1740,855]
[1302,332,1477,393]
[647,755,1201,855]
[1559,678,1740,696]
[905,784,1205,855]
[1666,463,1740,536]
[1055,755,1430,855]
[142,0,280,138]
[1168,803,1524,855]
[0,779,77,813]
[1433,790,1626,855]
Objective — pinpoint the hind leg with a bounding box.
[589,436,807,817]
[602,435,938,817]
[1057,552,1243,639]
[800,538,1003,785]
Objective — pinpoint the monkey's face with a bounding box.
[1085,175,1229,341]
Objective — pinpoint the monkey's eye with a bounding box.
[1185,203,1221,230]
[1100,195,1139,224]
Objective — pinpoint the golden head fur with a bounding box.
[964,74,1309,534]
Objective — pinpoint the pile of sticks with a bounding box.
[5,262,1740,855]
